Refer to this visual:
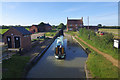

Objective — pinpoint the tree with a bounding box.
[52,25,56,29]
[16,25,21,27]
[98,24,102,27]
[58,23,66,30]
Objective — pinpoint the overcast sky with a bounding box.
[1,2,118,26]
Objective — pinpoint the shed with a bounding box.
[3,27,32,51]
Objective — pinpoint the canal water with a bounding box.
[26,34,88,78]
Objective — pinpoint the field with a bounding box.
[0,28,29,34]
[0,29,9,34]
[98,29,120,39]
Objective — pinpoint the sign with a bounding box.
[114,40,119,48]
[69,28,73,31]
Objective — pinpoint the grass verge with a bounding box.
[2,54,30,78]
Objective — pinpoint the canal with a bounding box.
[26,34,88,78]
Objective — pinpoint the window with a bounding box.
[16,38,18,40]
[80,24,82,26]
[75,24,78,26]
[8,38,10,41]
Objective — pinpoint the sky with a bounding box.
[1,2,118,26]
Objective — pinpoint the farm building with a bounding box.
[3,27,32,51]
[84,26,98,32]
[67,17,84,31]
[29,25,38,33]
[29,23,52,33]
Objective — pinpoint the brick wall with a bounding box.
[45,26,52,31]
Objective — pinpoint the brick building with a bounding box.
[29,25,38,33]
[84,26,98,32]
[29,23,52,33]
[67,17,84,31]
[3,27,32,51]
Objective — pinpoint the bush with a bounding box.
[102,33,114,44]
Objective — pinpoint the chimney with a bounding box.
[81,17,83,21]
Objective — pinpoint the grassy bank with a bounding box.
[73,35,119,78]
[2,54,30,78]
[87,52,119,78]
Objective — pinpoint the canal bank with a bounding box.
[71,36,92,78]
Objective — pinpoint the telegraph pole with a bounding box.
[88,16,89,29]
[88,16,90,40]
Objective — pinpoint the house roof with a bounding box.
[32,25,38,26]
[45,23,51,26]
[67,19,83,24]
[12,27,32,35]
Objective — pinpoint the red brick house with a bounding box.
[3,27,32,51]
[67,17,83,31]
[29,23,52,33]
